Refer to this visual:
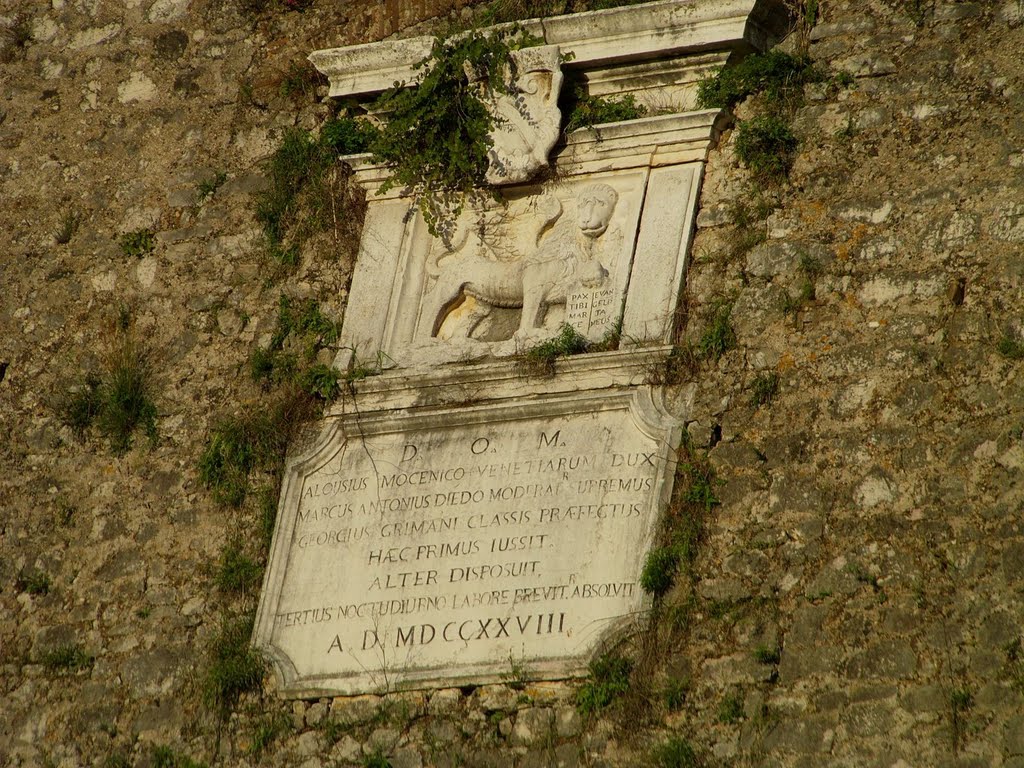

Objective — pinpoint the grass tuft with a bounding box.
[1,14,32,61]
[697,302,736,361]
[576,653,632,715]
[735,115,798,183]
[749,372,780,408]
[697,50,818,112]
[59,332,158,454]
[642,456,720,599]
[99,334,159,454]
[40,643,94,672]
[640,547,679,598]
[361,750,392,768]
[998,335,1024,360]
[520,324,591,376]
[215,539,264,595]
[16,568,51,595]
[478,0,655,24]
[197,171,227,202]
[646,343,700,386]
[54,209,83,244]
[650,736,704,768]
[152,745,208,768]
[249,711,291,756]
[119,229,156,258]
[718,691,745,724]
[564,84,647,132]
[249,294,343,400]
[203,615,265,717]
[199,390,315,507]
[255,119,368,269]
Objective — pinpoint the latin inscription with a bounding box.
[261,408,668,692]
[566,286,617,337]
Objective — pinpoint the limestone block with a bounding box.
[621,163,701,344]
[70,24,120,49]
[148,0,190,22]
[117,72,158,104]
[510,707,554,746]
[988,203,1024,243]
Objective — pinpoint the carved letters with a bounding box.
[254,393,679,695]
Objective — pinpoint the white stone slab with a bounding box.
[254,388,682,696]
[621,163,704,343]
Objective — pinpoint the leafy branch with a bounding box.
[370,30,521,242]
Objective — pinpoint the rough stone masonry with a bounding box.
[1,0,1024,766]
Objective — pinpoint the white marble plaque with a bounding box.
[254,390,681,696]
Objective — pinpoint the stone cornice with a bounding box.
[309,0,789,99]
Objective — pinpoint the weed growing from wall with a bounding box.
[646,343,700,386]
[781,251,822,317]
[697,50,817,112]
[698,50,826,186]
[724,196,772,263]
[0,14,32,62]
[576,653,633,715]
[696,301,736,360]
[1004,639,1024,694]
[152,745,208,768]
[650,736,703,768]
[250,294,343,399]
[40,643,94,673]
[15,568,51,596]
[997,334,1024,359]
[361,750,392,768]
[479,0,652,24]
[236,0,310,18]
[199,388,316,507]
[197,171,227,202]
[640,452,720,600]
[119,229,156,258]
[215,538,264,595]
[749,372,780,408]
[59,329,158,454]
[54,209,82,244]
[278,60,325,103]
[520,324,590,375]
[735,115,798,183]
[249,711,292,756]
[948,687,973,752]
[718,691,745,723]
[563,82,648,132]
[255,118,369,268]
[518,322,620,376]
[203,614,266,719]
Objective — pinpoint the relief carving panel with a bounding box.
[484,44,564,186]
[385,173,645,366]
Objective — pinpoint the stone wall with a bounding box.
[1,0,1023,766]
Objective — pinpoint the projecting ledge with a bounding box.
[309,0,790,99]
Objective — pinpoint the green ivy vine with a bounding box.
[370,29,530,241]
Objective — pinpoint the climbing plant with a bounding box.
[370,29,525,242]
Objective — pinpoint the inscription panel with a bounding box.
[254,392,680,696]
